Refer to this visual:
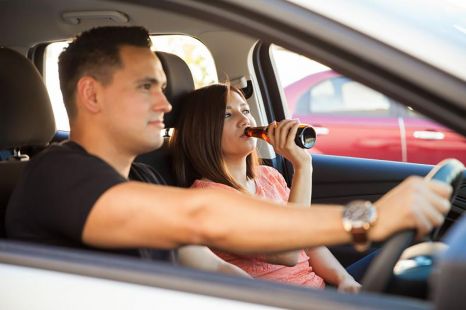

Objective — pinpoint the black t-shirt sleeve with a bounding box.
[129,162,166,185]
[21,148,126,243]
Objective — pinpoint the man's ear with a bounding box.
[76,76,101,113]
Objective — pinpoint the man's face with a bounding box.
[98,45,171,155]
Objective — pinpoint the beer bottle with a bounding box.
[244,124,316,149]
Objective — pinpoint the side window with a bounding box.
[44,35,218,131]
[339,79,391,115]
[307,80,336,113]
[295,75,391,116]
[270,45,466,165]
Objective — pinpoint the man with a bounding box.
[5,27,452,273]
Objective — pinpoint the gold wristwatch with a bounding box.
[342,200,378,252]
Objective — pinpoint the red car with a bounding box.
[284,70,466,165]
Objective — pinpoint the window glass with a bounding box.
[340,80,390,112]
[270,44,466,165]
[44,35,217,131]
[308,80,336,113]
[296,76,391,116]
[44,42,69,131]
[150,35,217,89]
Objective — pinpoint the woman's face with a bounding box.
[221,90,257,161]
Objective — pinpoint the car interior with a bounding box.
[0,0,465,309]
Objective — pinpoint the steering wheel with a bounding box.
[361,159,465,293]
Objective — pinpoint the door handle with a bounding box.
[413,130,445,140]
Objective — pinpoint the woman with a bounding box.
[171,83,361,292]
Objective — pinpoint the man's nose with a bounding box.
[154,92,172,113]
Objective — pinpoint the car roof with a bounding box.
[3,0,463,135]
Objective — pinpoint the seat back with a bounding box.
[136,52,195,185]
[0,47,55,237]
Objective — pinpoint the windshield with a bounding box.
[288,0,466,81]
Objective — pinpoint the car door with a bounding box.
[402,107,466,165]
[267,44,464,267]
[288,74,403,161]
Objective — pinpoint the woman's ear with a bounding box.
[76,76,101,113]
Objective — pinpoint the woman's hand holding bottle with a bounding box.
[266,120,311,169]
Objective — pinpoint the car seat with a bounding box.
[0,47,55,237]
[136,51,195,186]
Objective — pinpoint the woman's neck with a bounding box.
[224,156,248,188]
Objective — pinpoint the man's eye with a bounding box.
[242,109,250,115]
[141,83,152,90]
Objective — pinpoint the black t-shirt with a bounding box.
[6,141,172,261]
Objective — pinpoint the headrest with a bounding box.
[0,48,55,149]
[155,51,195,129]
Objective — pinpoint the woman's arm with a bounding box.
[305,247,361,293]
[267,120,313,205]
[262,120,313,266]
[261,157,312,266]
[177,245,252,278]
[268,121,360,292]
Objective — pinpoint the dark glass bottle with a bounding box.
[244,124,316,149]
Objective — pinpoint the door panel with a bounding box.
[300,154,465,266]
[403,111,466,165]
[310,155,432,266]
[0,240,430,310]
[311,154,431,203]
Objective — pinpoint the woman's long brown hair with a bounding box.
[171,83,260,190]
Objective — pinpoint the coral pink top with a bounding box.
[191,165,325,289]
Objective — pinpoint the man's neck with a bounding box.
[70,130,134,178]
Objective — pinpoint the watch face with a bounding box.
[343,201,376,229]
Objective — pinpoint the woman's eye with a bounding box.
[242,109,250,115]
[224,112,232,118]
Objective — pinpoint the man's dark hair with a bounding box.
[58,26,152,121]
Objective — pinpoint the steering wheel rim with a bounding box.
[361,158,464,293]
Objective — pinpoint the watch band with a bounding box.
[351,227,370,252]
[351,227,369,243]
[343,200,377,252]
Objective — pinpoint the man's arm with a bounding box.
[82,181,347,251]
[82,177,452,253]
